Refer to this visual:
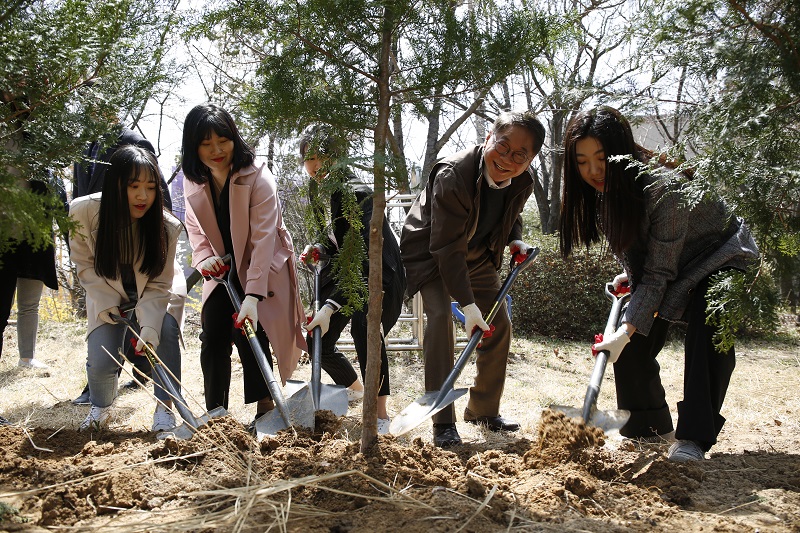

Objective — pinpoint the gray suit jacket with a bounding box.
[621,171,759,335]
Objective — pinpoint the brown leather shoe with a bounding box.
[465,416,520,432]
[433,423,462,447]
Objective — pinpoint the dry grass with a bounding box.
[2,308,799,456]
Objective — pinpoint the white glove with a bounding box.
[593,326,631,364]
[135,326,160,353]
[197,255,225,277]
[462,303,490,337]
[235,295,259,328]
[509,240,535,264]
[98,306,121,325]
[307,304,335,336]
[612,272,629,292]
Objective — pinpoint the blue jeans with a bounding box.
[86,313,181,408]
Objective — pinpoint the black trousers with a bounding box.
[308,281,403,397]
[614,275,735,451]
[200,283,272,410]
[0,258,17,358]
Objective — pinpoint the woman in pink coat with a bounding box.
[181,103,306,425]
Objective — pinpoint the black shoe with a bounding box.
[433,423,462,448]
[248,412,270,435]
[0,415,9,426]
[465,415,520,432]
[121,378,147,390]
[72,385,91,405]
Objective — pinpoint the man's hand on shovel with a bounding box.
[462,303,495,347]
[509,240,536,264]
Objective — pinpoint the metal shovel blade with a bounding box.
[285,379,349,417]
[389,387,469,436]
[549,404,631,433]
[254,383,315,439]
[164,406,229,440]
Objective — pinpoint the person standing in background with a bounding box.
[0,90,68,373]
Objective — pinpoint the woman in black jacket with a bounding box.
[299,124,406,435]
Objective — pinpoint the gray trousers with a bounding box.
[86,313,181,408]
[15,278,44,360]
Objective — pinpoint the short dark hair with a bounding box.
[491,111,546,155]
[95,144,168,279]
[181,103,255,184]
[298,123,348,160]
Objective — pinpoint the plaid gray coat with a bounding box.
[620,172,759,335]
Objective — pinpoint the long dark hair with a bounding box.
[94,145,168,279]
[559,106,647,258]
[180,103,255,184]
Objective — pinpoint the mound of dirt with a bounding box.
[2,407,798,531]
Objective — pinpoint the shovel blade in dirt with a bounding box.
[389,387,468,436]
[210,255,317,437]
[549,404,630,433]
[285,379,348,417]
[551,282,632,434]
[254,383,315,439]
[166,406,229,440]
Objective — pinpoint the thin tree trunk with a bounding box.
[361,5,393,452]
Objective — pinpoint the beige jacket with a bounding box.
[69,193,186,339]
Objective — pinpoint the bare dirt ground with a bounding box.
[0,310,799,532]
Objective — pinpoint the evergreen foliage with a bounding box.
[0,0,184,261]
[305,150,368,316]
[648,0,800,343]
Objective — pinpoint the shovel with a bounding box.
[550,282,632,432]
[208,256,315,438]
[109,312,227,440]
[390,247,540,436]
[285,244,349,416]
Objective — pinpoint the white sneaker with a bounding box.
[18,358,49,369]
[667,440,705,462]
[377,418,391,435]
[80,405,112,431]
[152,405,176,432]
[347,388,364,403]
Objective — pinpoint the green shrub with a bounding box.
[510,235,621,341]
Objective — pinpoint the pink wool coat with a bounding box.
[183,161,306,382]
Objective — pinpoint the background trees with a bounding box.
[0,0,184,258]
[2,0,797,434]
